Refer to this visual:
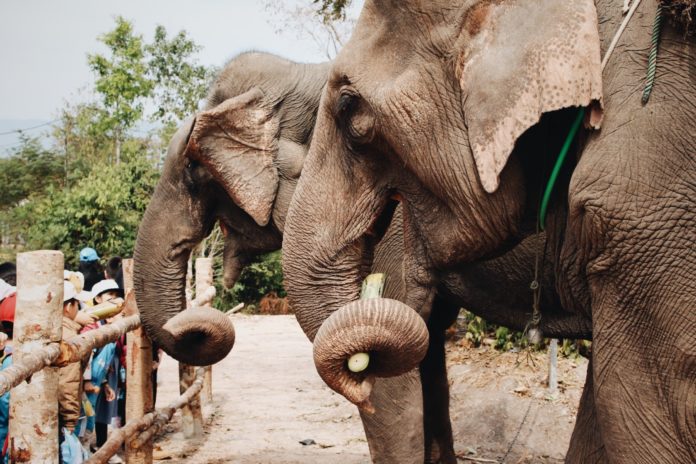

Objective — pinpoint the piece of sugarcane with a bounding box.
[86,297,125,320]
[347,273,386,373]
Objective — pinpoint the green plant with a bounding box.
[17,158,159,267]
[212,250,286,311]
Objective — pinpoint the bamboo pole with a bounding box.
[123,259,153,464]
[0,314,139,395]
[130,368,204,449]
[9,250,63,463]
[87,368,205,463]
[195,258,213,409]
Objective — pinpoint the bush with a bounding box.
[457,310,587,357]
[213,250,286,311]
[16,158,159,267]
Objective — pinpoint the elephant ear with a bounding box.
[186,87,279,226]
[457,0,604,193]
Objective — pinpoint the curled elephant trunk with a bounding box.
[134,185,235,367]
[312,297,429,413]
[161,306,235,365]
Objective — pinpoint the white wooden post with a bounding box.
[548,338,559,396]
[123,259,153,464]
[194,258,213,410]
[9,251,63,463]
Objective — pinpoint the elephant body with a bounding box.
[134,51,589,463]
[282,0,695,463]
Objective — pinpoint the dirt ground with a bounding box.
[152,314,587,463]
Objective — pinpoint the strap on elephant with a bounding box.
[538,0,663,231]
[531,0,660,339]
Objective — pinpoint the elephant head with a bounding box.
[135,53,327,366]
[283,0,604,405]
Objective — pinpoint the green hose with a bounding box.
[538,108,585,230]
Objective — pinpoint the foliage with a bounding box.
[312,0,352,21]
[17,158,159,267]
[213,251,286,311]
[0,134,65,209]
[88,16,153,163]
[263,0,357,59]
[457,310,587,358]
[146,26,214,125]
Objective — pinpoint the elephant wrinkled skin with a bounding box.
[282,0,696,462]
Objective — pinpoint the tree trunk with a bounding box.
[9,251,63,463]
[115,134,121,165]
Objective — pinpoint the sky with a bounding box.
[0,0,361,125]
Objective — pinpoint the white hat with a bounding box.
[0,278,16,301]
[91,279,123,299]
[64,270,85,292]
[64,281,77,303]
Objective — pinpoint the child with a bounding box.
[58,281,94,434]
[87,280,125,462]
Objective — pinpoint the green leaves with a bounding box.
[87,16,153,148]
[146,26,215,125]
[214,251,286,310]
[0,134,64,209]
[312,0,352,21]
[19,159,159,267]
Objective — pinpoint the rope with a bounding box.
[642,3,664,104]
[501,399,535,463]
[602,0,643,71]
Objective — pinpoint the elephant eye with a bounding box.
[337,91,358,117]
[336,89,375,149]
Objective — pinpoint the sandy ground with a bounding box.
[152,314,587,463]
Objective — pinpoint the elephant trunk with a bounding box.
[312,298,429,412]
[134,191,235,366]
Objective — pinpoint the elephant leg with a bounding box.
[565,356,608,464]
[589,293,696,464]
[359,371,425,463]
[420,298,460,464]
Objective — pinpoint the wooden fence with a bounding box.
[0,251,219,463]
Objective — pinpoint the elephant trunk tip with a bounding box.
[161,306,236,366]
[312,298,429,412]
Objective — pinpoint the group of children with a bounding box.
[0,248,161,463]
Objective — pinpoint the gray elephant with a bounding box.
[282,0,696,463]
[133,52,584,463]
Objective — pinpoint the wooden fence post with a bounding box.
[178,257,204,438]
[123,259,153,464]
[9,251,63,463]
[194,258,213,410]
[178,364,203,437]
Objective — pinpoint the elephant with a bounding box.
[132,51,588,463]
[281,0,696,463]
[134,52,329,366]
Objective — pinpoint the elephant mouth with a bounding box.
[356,194,401,279]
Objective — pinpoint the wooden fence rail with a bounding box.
[2,251,221,463]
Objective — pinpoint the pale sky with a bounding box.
[0,0,361,121]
